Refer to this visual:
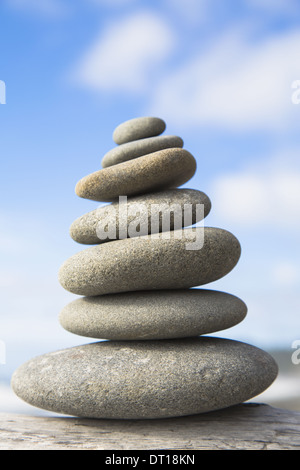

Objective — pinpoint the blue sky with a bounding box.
[1,0,300,388]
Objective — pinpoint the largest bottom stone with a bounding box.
[11,337,278,419]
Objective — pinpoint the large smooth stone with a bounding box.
[59,289,247,340]
[58,227,241,296]
[11,338,278,419]
[69,189,211,245]
[102,135,184,168]
[113,117,166,145]
[75,148,197,202]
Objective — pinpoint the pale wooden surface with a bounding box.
[1,403,300,450]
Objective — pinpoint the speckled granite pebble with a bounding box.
[59,289,247,340]
[58,227,241,297]
[70,189,211,245]
[102,135,183,168]
[113,117,166,145]
[75,148,196,202]
[11,337,278,419]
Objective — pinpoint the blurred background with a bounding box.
[0,0,300,416]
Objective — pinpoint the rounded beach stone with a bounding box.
[59,289,247,340]
[113,117,166,145]
[102,135,184,168]
[69,189,211,245]
[11,337,278,419]
[58,227,241,296]
[75,148,197,202]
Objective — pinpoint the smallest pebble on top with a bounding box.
[113,117,166,145]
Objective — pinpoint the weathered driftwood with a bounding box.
[1,403,300,450]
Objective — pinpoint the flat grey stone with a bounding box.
[70,189,211,245]
[58,227,241,296]
[102,135,184,168]
[59,289,247,340]
[75,148,197,202]
[11,337,278,419]
[113,117,166,145]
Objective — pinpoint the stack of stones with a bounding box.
[12,117,278,420]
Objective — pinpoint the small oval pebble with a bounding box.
[75,148,196,202]
[11,337,278,419]
[59,227,241,297]
[70,189,211,245]
[59,289,247,340]
[113,117,166,145]
[102,135,184,168]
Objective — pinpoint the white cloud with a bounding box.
[73,11,175,93]
[148,28,300,132]
[210,152,300,229]
[272,262,299,286]
[7,0,68,18]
